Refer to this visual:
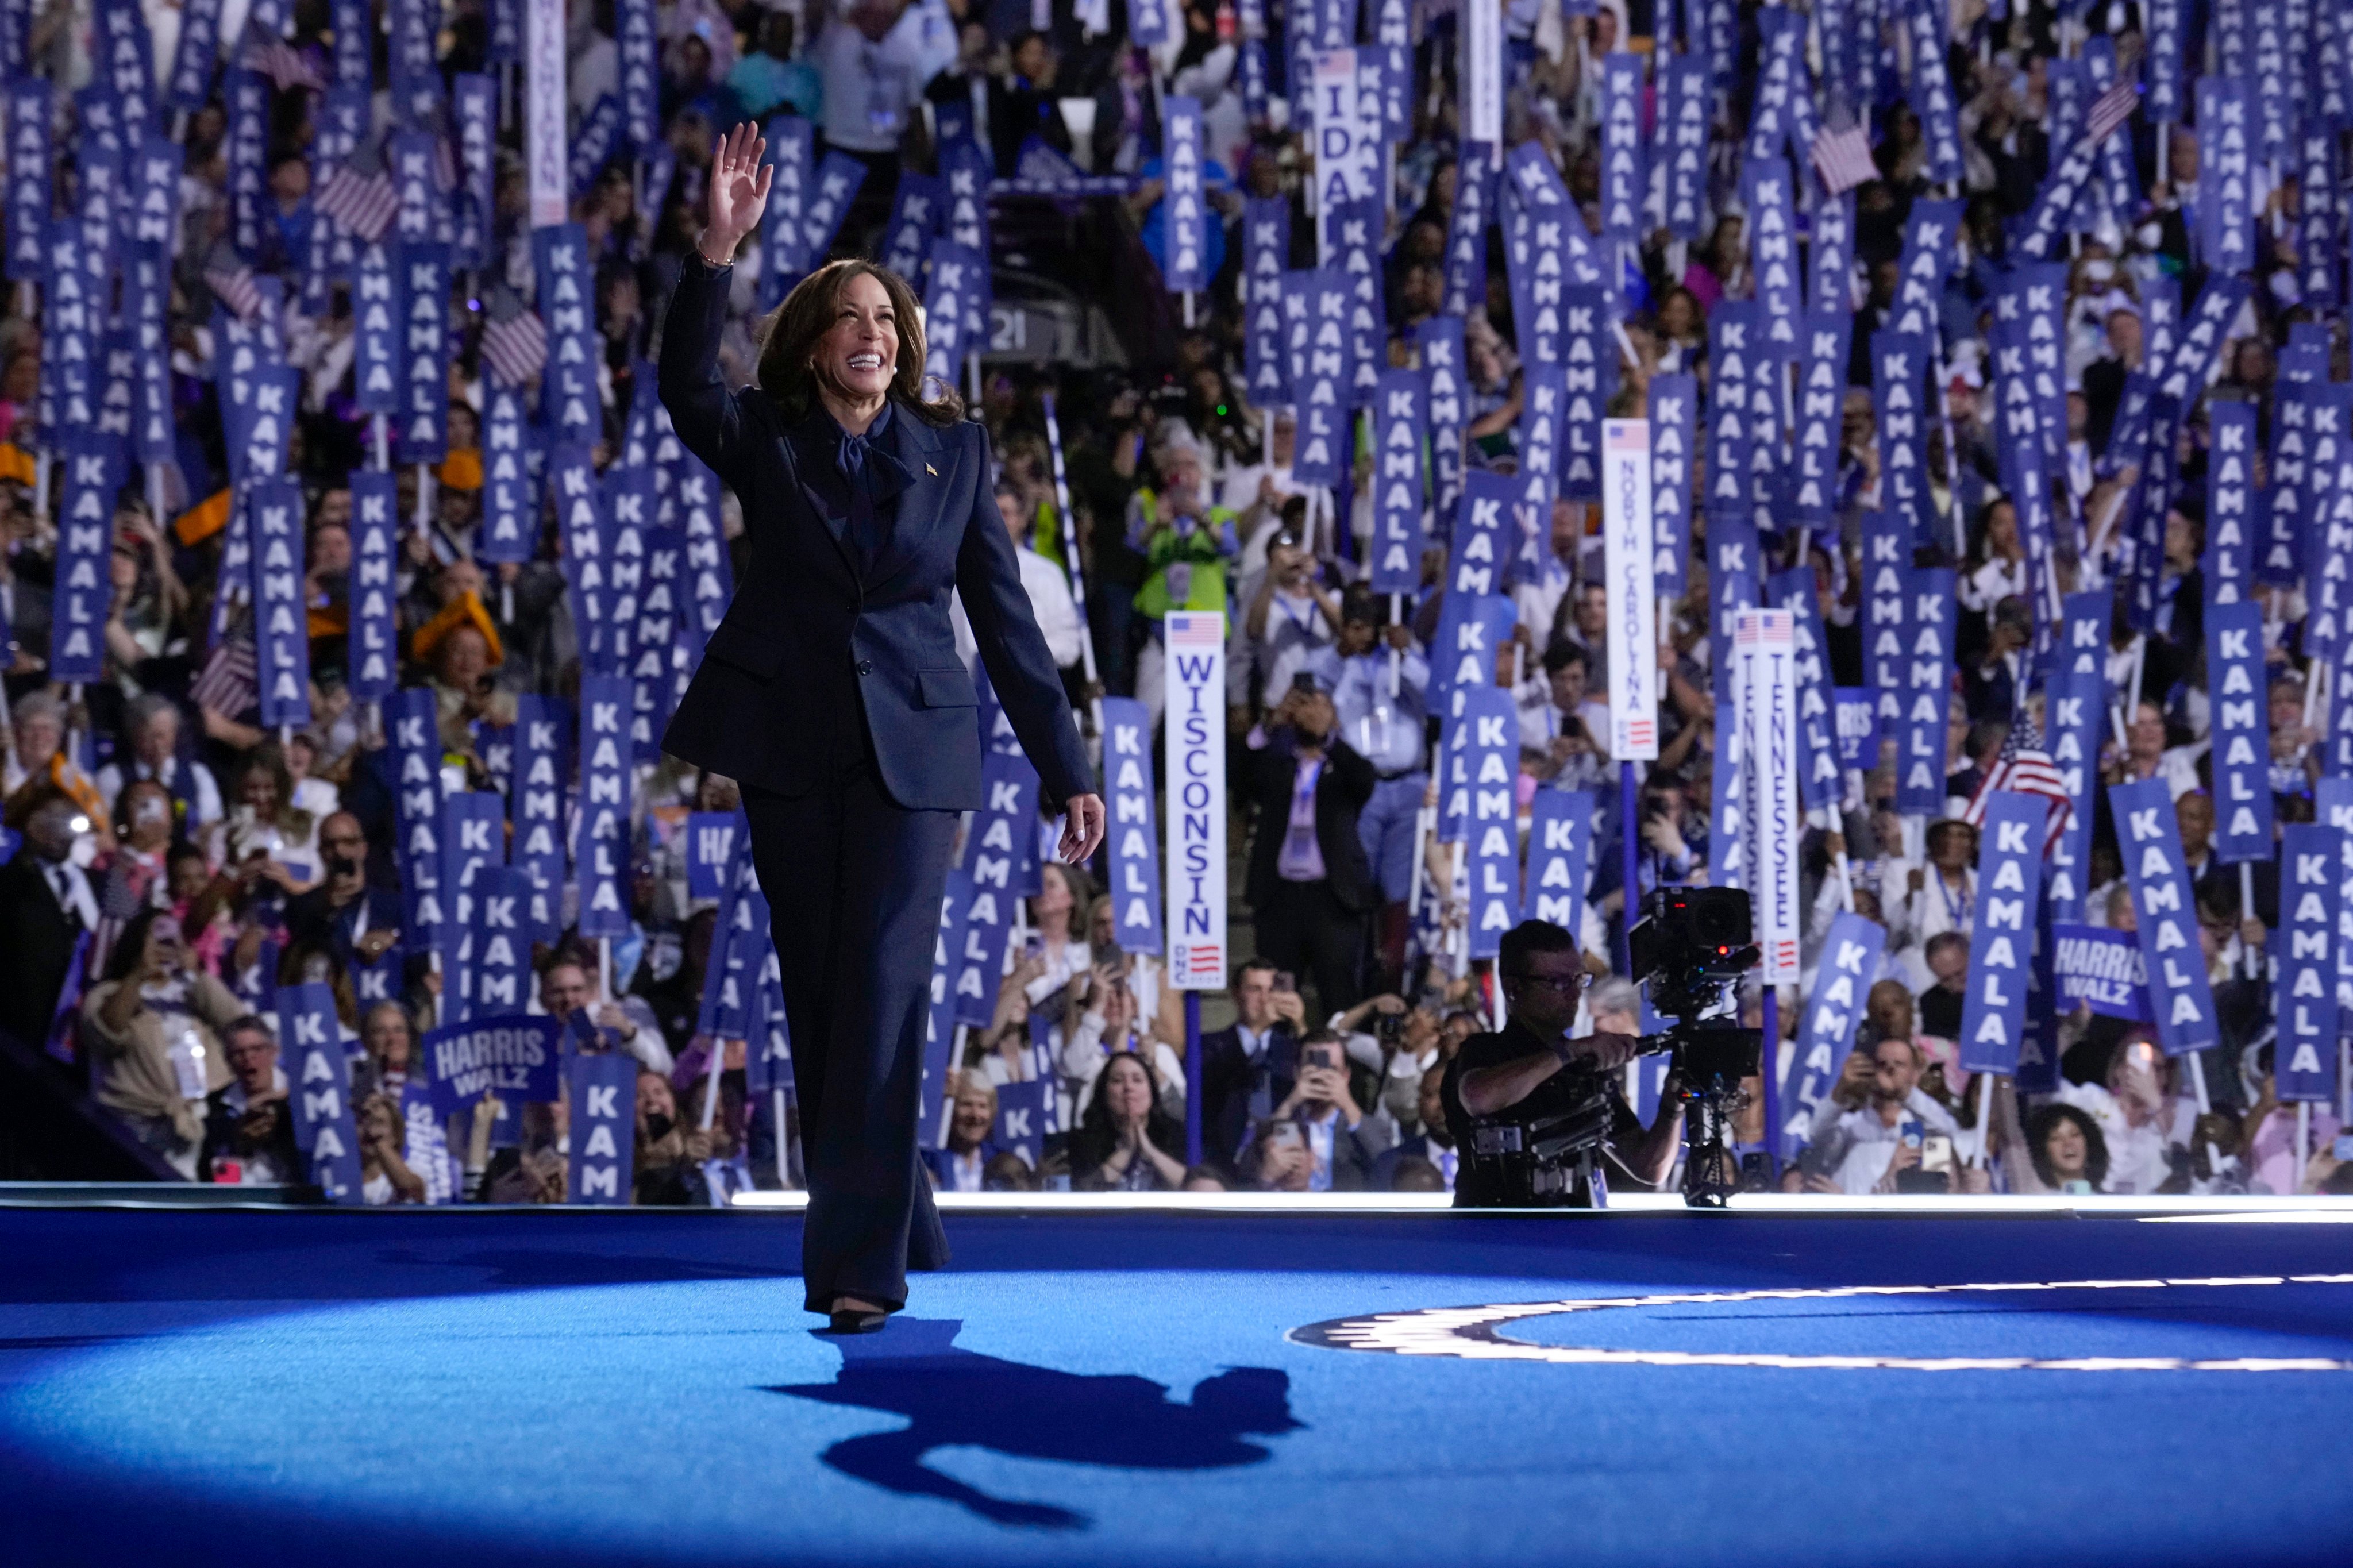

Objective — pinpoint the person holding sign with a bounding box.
[659,124,1104,1335]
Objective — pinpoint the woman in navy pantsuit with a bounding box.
[658,125,1104,1332]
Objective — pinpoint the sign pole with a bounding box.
[1184,990,1203,1165]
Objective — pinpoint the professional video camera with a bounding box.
[1626,886,1765,1208]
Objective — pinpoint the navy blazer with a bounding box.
[656,257,1091,814]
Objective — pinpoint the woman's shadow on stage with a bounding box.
[765,1318,1303,1528]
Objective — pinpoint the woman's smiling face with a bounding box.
[817,271,898,406]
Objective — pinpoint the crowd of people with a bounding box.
[1,0,2350,1205]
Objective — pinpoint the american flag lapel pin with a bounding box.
[926,463,938,476]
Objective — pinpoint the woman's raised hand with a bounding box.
[703,122,773,261]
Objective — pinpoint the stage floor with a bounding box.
[5,1201,2351,1566]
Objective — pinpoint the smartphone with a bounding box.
[1303,1042,1342,1073]
[1898,1118,1925,1151]
[1920,1133,1954,1174]
[1273,971,1296,994]
[1291,671,1319,694]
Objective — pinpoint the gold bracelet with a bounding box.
[699,247,733,269]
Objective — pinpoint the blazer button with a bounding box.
[856,660,873,676]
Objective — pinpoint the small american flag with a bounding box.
[1811,125,1878,197]
[240,34,325,92]
[1962,708,2072,858]
[481,307,550,387]
[205,265,261,322]
[191,637,258,718]
[2083,80,2139,147]
[315,163,399,242]
[1166,611,1225,646]
[1174,942,1223,983]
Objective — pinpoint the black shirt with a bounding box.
[1440,1018,1643,1207]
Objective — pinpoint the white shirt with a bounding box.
[1827,1091,1961,1194]
[2053,1080,2189,1195]
[815,1,959,153]
[952,546,1084,669]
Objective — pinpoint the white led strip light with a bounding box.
[1289,1276,2353,1371]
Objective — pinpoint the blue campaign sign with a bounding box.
[685,811,742,904]
[806,149,871,270]
[1558,286,1612,502]
[701,869,767,1043]
[1871,331,1934,549]
[953,750,1040,1027]
[1791,313,1852,527]
[1428,592,1516,711]
[511,695,568,944]
[2203,600,2272,861]
[1597,52,1643,239]
[1369,367,1427,594]
[1100,697,1164,954]
[423,1014,562,1119]
[479,379,537,561]
[747,942,792,1096]
[4,79,48,282]
[469,866,533,1017]
[1415,314,1468,518]
[1956,793,2050,1076]
[1769,566,1841,813]
[346,472,399,700]
[1441,147,1492,319]
[279,981,363,1204]
[395,242,450,459]
[1784,912,1886,1159]
[353,243,399,414]
[2044,665,2109,925]
[1162,95,1207,292]
[2050,923,2151,1020]
[1511,364,1563,585]
[919,868,973,1147]
[1459,688,1519,960]
[248,478,311,727]
[399,1078,458,1203]
[1447,470,1515,599]
[1704,303,1754,518]
[879,169,939,286]
[1291,271,1350,487]
[575,675,634,939]
[1893,568,1957,815]
[2276,823,2340,1105]
[1659,53,1708,240]
[1647,373,1696,599]
[386,687,448,943]
[1809,191,1854,315]
[2109,777,2220,1057]
[2203,400,2256,603]
[567,1051,638,1205]
[1708,510,1761,711]
[994,1077,1048,1169]
[352,938,405,1008]
[1243,198,1289,409]
[438,791,506,1022]
[46,436,120,683]
[1832,688,1879,771]
[1522,787,1594,930]
[918,236,984,391]
[533,223,598,438]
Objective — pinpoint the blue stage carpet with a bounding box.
[4,1207,2351,1566]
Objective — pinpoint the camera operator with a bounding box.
[1441,920,1683,1207]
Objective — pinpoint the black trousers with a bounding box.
[1253,879,1365,1018]
[745,753,957,1313]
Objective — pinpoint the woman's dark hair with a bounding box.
[1069,1051,1185,1180]
[754,260,962,427]
[103,906,171,984]
[2024,1103,2109,1191]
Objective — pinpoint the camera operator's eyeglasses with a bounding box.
[1507,970,1589,995]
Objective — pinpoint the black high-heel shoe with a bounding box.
[827,1303,889,1334]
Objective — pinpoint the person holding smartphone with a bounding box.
[1253,1029,1391,1191]
[1803,1035,1962,1195]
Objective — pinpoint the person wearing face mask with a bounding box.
[658,124,1102,1334]
[81,906,247,1176]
